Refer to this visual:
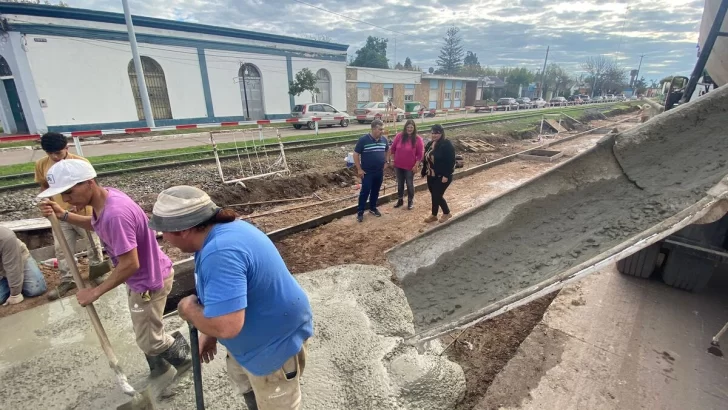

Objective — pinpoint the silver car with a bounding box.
[354,102,405,123]
[291,103,350,130]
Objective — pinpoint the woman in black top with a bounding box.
[421,124,456,223]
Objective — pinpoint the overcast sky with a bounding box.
[77,0,706,81]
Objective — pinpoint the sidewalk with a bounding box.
[0,111,478,167]
[478,265,728,410]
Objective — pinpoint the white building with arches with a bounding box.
[0,3,348,134]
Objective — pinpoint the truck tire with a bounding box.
[660,241,721,292]
[616,242,661,278]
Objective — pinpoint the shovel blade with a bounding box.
[117,388,156,410]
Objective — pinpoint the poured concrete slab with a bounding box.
[387,84,728,340]
[0,265,465,410]
[477,264,728,410]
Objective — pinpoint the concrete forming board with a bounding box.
[0,265,465,410]
[517,149,564,162]
[387,86,728,339]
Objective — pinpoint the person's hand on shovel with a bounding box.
[76,287,102,307]
[38,199,65,219]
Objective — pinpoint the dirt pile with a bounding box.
[388,87,728,333]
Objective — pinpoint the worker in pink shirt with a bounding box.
[388,119,424,210]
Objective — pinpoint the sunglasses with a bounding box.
[61,182,84,195]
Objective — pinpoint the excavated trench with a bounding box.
[388,87,728,333]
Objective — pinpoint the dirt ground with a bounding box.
[3,112,639,408]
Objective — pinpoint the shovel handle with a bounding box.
[47,211,121,368]
[189,323,206,410]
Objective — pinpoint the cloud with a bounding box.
[75,0,705,80]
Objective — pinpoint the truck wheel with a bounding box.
[660,242,719,292]
[293,124,302,130]
[306,121,316,130]
[340,119,349,127]
[616,242,661,278]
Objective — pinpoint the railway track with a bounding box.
[0,103,623,192]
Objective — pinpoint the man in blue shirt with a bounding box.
[150,185,313,410]
[354,119,390,223]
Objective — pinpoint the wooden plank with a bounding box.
[545,119,568,133]
[1,218,51,232]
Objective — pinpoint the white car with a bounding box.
[291,103,350,130]
[531,98,548,108]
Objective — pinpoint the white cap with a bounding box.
[37,159,97,199]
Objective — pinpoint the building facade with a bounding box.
[0,4,348,134]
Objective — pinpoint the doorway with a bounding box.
[3,79,28,134]
[238,64,265,121]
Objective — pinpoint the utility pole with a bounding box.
[122,0,155,128]
[240,62,250,119]
[633,54,645,88]
[539,46,549,99]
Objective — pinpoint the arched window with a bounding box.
[238,63,265,120]
[128,57,172,120]
[0,55,12,77]
[315,69,331,104]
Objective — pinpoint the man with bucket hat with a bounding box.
[37,159,191,379]
[150,185,313,410]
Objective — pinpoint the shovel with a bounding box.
[46,211,156,410]
[189,323,206,409]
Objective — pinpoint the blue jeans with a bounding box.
[0,257,47,304]
[357,171,384,214]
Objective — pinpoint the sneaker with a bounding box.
[46,281,78,301]
[369,209,382,217]
[439,213,452,223]
[393,199,404,208]
[357,213,364,223]
[424,215,438,223]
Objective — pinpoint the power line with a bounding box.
[290,0,406,35]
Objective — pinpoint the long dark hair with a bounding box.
[194,208,238,231]
[430,124,445,140]
[401,119,418,147]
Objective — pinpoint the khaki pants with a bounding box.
[53,221,103,282]
[227,341,308,410]
[127,270,175,355]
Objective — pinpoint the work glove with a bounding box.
[2,294,24,306]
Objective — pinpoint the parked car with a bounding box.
[606,94,616,102]
[593,96,605,102]
[291,103,350,130]
[516,97,533,109]
[579,95,591,103]
[354,102,405,123]
[496,98,519,110]
[568,95,583,104]
[549,96,567,106]
[531,98,548,108]
[616,94,627,101]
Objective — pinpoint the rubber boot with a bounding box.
[145,354,172,379]
[159,331,192,375]
[243,391,259,410]
[46,281,77,300]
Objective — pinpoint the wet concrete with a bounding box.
[388,87,728,333]
[0,265,465,410]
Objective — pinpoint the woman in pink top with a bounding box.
[388,119,424,210]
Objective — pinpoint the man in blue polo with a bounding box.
[354,119,389,223]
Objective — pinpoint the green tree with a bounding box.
[497,67,535,96]
[351,36,389,69]
[404,57,413,70]
[459,51,482,76]
[633,76,648,94]
[288,68,320,103]
[395,62,404,70]
[436,27,464,75]
[463,51,480,67]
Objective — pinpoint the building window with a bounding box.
[0,56,12,77]
[404,88,414,101]
[454,90,462,100]
[357,86,370,107]
[384,87,394,100]
[315,69,331,104]
[128,57,172,120]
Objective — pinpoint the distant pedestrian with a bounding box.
[389,119,424,210]
[421,124,456,223]
[34,132,104,300]
[0,226,47,306]
[354,119,389,223]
